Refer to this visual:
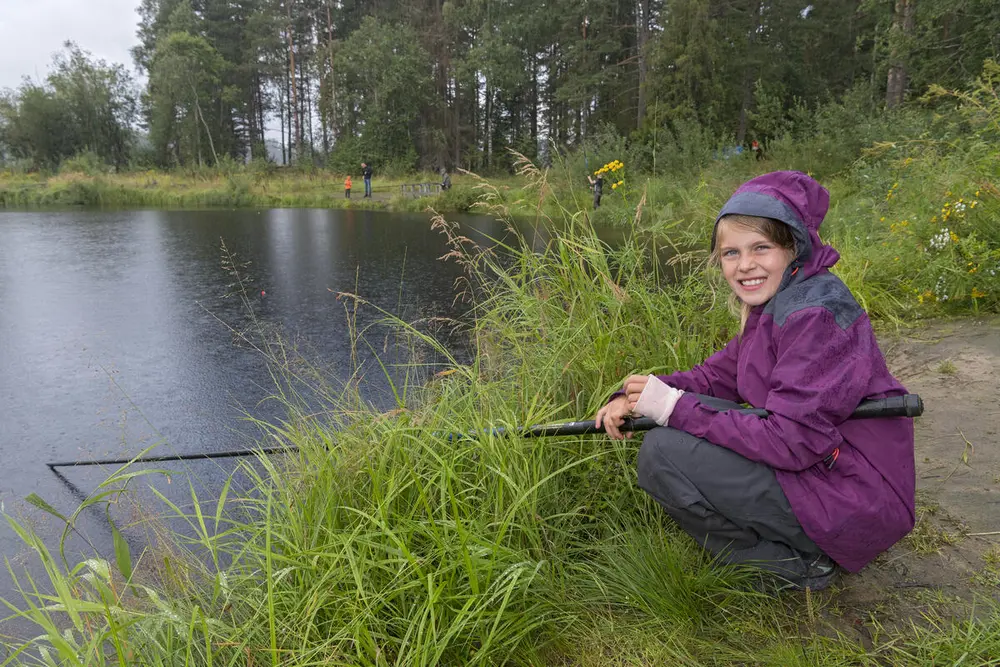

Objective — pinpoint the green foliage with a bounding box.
[61,151,107,176]
[3,160,1000,664]
[0,43,136,171]
[147,29,228,167]
[330,17,432,173]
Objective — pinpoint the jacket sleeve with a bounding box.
[668,308,872,471]
[654,335,743,402]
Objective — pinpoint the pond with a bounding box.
[0,208,537,578]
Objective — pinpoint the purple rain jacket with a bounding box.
[657,171,915,572]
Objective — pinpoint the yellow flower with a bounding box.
[611,183,618,190]
[950,231,959,242]
[972,288,986,298]
[880,217,886,222]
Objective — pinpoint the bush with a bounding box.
[60,150,106,176]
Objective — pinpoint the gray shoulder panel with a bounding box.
[764,272,863,329]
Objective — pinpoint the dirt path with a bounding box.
[821,317,1000,635]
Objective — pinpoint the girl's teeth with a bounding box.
[742,278,764,286]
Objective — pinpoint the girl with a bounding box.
[344,174,352,199]
[596,171,915,590]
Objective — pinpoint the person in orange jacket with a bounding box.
[344,175,352,199]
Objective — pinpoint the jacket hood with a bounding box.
[713,171,839,279]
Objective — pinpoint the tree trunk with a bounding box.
[636,0,650,129]
[886,0,917,109]
[280,80,286,165]
[531,55,538,154]
[326,4,337,147]
[286,1,299,164]
[485,79,493,169]
[737,0,762,144]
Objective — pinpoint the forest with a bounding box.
[1,0,997,174]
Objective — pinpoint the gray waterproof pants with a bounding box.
[637,395,826,586]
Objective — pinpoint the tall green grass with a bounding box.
[3,148,1000,664]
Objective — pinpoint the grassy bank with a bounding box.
[3,104,1000,663]
[0,168,481,213]
[3,155,999,664]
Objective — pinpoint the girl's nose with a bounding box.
[738,253,757,272]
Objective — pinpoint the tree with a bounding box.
[147,31,228,166]
[329,16,433,171]
[0,44,137,169]
[886,0,917,108]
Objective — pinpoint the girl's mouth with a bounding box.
[739,277,767,290]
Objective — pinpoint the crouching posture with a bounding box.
[597,171,915,590]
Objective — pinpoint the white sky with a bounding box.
[0,0,142,90]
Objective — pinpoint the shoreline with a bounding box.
[0,170,481,214]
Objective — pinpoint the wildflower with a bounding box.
[972,288,986,298]
[929,228,952,250]
[950,231,959,243]
[611,183,618,190]
[880,217,886,222]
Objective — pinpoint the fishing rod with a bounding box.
[47,394,922,470]
[448,393,923,441]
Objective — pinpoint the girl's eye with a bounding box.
[722,249,738,257]
[755,244,772,252]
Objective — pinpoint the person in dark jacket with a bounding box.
[361,162,373,198]
[587,172,603,209]
[596,171,915,591]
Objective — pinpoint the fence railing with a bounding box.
[399,182,442,197]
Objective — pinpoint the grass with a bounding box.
[2,127,1000,662]
[937,359,958,375]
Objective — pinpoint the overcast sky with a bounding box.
[0,0,141,91]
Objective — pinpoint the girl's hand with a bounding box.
[622,374,650,406]
[595,395,635,440]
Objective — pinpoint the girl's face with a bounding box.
[716,221,795,307]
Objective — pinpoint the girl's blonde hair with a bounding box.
[711,214,796,331]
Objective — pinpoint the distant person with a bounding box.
[440,168,451,191]
[344,174,352,199]
[587,172,604,209]
[751,140,764,161]
[361,162,373,198]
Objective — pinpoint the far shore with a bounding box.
[0,169,481,214]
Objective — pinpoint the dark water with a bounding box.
[0,208,532,586]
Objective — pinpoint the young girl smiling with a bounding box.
[596,171,916,590]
